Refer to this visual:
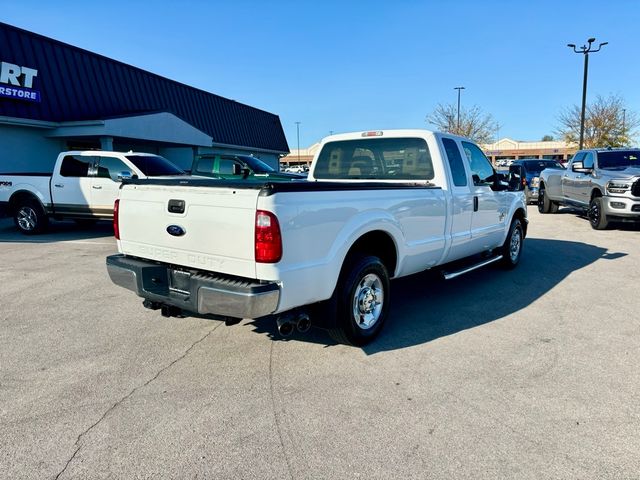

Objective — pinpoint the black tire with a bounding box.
[538,187,559,214]
[588,196,609,230]
[328,255,391,346]
[13,198,49,234]
[500,218,524,269]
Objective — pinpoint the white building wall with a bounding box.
[0,124,64,173]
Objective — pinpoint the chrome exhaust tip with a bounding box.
[277,317,294,336]
[296,313,312,333]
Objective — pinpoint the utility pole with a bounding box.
[567,38,608,149]
[454,86,465,133]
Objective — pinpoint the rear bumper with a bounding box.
[106,254,280,319]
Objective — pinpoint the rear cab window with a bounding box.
[313,137,434,181]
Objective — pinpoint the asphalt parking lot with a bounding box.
[1,209,639,480]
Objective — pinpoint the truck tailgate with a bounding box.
[118,184,260,279]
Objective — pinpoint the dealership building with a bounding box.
[0,22,289,173]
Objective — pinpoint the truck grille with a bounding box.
[632,179,640,197]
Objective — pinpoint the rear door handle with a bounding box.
[54,184,64,188]
[92,185,102,189]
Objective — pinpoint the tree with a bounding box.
[556,94,638,148]
[541,135,554,141]
[426,103,497,144]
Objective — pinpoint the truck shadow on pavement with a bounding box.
[250,238,622,354]
[0,218,115,243]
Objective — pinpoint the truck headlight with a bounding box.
[607,180,630,194]
[531,177,540,187]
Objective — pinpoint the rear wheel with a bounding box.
[538,187,558,213]
[13,198,48,234]
[328,255,390,346]
[588,196,609,230]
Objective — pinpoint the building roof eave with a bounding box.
[45,112,213,147]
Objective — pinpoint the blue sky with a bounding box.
[2,0,639,150]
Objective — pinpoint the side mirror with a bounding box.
[572,161,593,173]
[491,172,509,191]
[117,171,133,181]
[507,164,526,191]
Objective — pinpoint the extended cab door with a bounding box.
[562,152,585,202]
[572,151,594,204]
[440,137,474,261]
[91,155,135,217]
[50,154,95,216]
[460,141,507,251]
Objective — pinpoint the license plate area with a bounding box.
[169,269,191,295]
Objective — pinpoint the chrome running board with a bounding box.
[442,255,503,280]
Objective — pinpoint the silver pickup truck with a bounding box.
[538,148,640,229]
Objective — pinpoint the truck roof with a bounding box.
[320,129,468,143]
[61,150,159,157]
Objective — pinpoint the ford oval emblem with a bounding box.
[166,225,186,237]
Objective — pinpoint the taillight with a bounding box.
[113,199,120,240]
[255,210,282,263]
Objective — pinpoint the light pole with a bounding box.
[295,121,301,165]
[622,108,626,145]
[567,38,608,150]
[454,86,465,133]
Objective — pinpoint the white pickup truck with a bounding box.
[107,130,527,345]
[0,150,185,234]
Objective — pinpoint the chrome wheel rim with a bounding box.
[510,226,522,262]
[352,273,383,330]
[17,206,37,231]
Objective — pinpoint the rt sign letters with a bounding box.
[0,61,40,103]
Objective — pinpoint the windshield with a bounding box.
[522,160,564,174]
[239,155,276,173]
[598,150,640,170]
[125,155,185,176]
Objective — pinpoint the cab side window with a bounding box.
[60,155,92,177]
[442,138,468,186]
[194,156,215,174]
[461,141,494,186]
[571,152,585,168]
[96,157,130,181]
[583,152,594,169]
[219,159,242,175]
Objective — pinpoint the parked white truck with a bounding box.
[0,151,185,234]
[107,130,527,345]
